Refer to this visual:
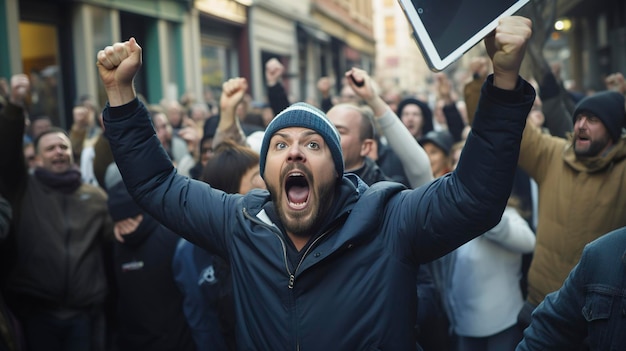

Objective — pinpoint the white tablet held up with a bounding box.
[398,0,530,72]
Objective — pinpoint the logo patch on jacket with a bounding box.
[198,265,217,285]
[121,260,144,272]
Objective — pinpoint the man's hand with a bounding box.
[317,77,332,98]
[265,58,284,87]
[178,118,201,154]
[435,73,454,105]
[9,74,30,106]
[218,77,248,133]
[484,16,532,90]
[96,37,142,106]
[220,77,248,113]
[113,214,143,243]
[345,68,387,117]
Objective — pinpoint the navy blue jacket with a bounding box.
[173,238,232,351]
[517,226,626,351]
[104,76,534,350]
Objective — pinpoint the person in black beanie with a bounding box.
[99,17,535,351]
[397,97,435,140]
[517,89,626,330]
[106,171,195,351]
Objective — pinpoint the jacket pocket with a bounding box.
[582,291,623,350]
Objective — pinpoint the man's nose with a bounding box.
[286,144,306,163]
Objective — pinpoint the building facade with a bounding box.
[552,0,626,92]
[310,0,375,98]
[1,0,196,129]
[1,0,373,125]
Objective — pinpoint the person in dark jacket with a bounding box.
[1,74,113,351]
[106,174,195,351]
[516,225,626,351]
[97,16,534,351]
[397,97,434,140]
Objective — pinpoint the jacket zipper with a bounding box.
[243,207,343,350]
[243,207,339,289]
[288,233,328,289]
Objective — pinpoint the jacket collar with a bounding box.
[563,136,626,173]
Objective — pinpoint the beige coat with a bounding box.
[519,124,626,305]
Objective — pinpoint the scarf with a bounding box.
[34,166,82,194]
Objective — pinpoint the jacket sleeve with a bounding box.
[516,252,589,351]
[396,75,535,263]
[267,83,290,116]
[442,103,466,142]
[482,207,535,254]
[538,72,573,138]
[374,108,433,188]
[517,122,565,183]
[0,103,27,204]
[103,99,235,257]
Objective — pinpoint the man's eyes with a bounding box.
[274,141,320,149]
[307,141,320,149]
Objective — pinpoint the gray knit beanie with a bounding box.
[259,102,343,178]
[573,91,625,142]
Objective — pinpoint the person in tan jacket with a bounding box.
[518,90,626,316]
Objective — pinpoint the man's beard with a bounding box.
[268,171,336,239]
[573,134,611,157]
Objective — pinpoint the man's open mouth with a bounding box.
[285,172,310,210]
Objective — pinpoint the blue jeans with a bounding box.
[24,311,93,351]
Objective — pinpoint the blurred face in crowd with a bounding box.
[383,91,401,113]
[401,104,424,138]
[73,105,95,129]
[239,165,265,195]
[35,131,74,173]
[190,104,210,124]
[339,85,360,105]
[164,100,184,128]
[423,142,450,178]
[572,113,613,157]
[30,117,52,139]
[264,127,337,239]
[23,143,36,170]
[199,138,214,167]
[152,112,173,148]
[327,105,371,172]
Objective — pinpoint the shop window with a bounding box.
[201,39,238,102]
[20,21,62,127]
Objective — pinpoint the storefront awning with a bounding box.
[297,22,331,43]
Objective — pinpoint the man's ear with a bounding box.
[360,138,374,157]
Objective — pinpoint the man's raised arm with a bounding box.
[97,38,232,255]
[97,37,142,107]
[403,17,537,262]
